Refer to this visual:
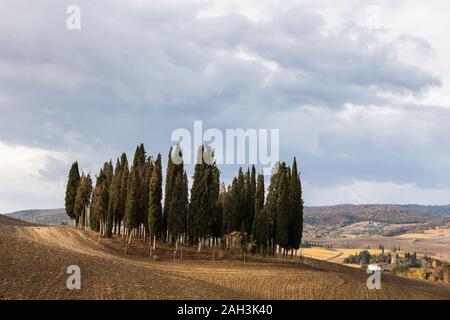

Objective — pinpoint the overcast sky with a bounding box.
[1,0,450,213]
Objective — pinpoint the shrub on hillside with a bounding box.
[431,265,450,283]
[390,265,410,275]
[415,268,432,280]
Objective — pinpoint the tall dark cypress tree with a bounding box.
[252,171,267,253]
[229,168,246,232]
[182,172,189,238]
[104,160,114,186]
[164,144,185,240]
[210,164,223,240]
[92,168,109,235]
[65,162,80,222]
[189,146,220,246]
[117,153,129,234]
[244,165,256,236]
[135,144,148,230]
[265,163,281,254]
[140,157,152,234]
[229,177,239,231]
[125,144,146,238]
[106,159,121,238]
[168,171,188,243]
[124,143,149,239]
[74,173,93,228]
[275,164,290,254]
[220,183,233,235]
[74,173,85,227]
[189,146,205,244]
[163,146,174,235]
[124,167,138,234]
[289,158,303,251]
[148,154,163,240]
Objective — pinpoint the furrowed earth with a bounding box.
[1,215,449,300]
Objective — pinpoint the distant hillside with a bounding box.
[5,209,69,225]
[304,204,450,226]
[5,204,450,227]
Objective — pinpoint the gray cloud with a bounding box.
[0,0,448,210]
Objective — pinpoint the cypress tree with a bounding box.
[124,169,139,234]
[133,144,146,168]
[163,147,174,235]
[140,157,152,234]
[229,177,239,231]
[164,144,185,240]
[229,168,246,232]
[74,173,85,227]
[182,172,189,238]
[74,173,92,228]
[252,171,267,253]
[125,144,146,238]
[168,171,188,243]
[275,164,290,254]
[106,158,121,238]
[148,154,163,240]
[265,162,281,254]
[92,168,109,235]
[244,165,256,236]
[189,146,205,244]
[220,183,233,235]
[189,146,220,246]
[210,166,223,240]
[65,162,80,222]
[135,144,148,229]
[289,158,303,251]
[104,160,114,186]
[117,154,129,234]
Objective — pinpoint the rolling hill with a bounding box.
[5,204,450,227]
[304,204,450,226]
[1,216,449,300]
[5,209,69,225]
[0,214,35,227]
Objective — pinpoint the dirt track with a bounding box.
[1,215,449,300]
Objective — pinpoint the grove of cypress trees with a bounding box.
[66,145,304,259]
[65,162,80,222]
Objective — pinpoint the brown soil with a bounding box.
[1,215,449,300]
